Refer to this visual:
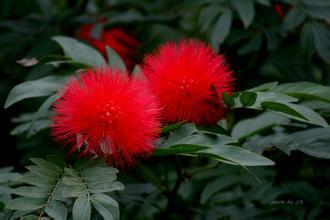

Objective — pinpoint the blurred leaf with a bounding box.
[306,6,330,20]
[4,76,64,108]
[211,9,232,50]
[232,0,255,28]
[198,5,222,32]
[52,36,107,67]
[303,0,330,6]
[300,23,315,55]
[283,7,305,31]
[238,35,262,55]
[106,46,126,71]
[312,23,330,63]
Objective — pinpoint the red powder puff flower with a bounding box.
[51,68,160,167]
[142,40,234,125]
[77,23,139,71]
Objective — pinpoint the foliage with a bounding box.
[1,0,330,219]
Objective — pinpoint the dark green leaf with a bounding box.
[283,7,305,31]
[232,0,255,28]
[106,46,126,70]
[240,92,257,106]
[211,9,232,49]
[4,76,64,108]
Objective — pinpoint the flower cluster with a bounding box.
[52,40,234,167]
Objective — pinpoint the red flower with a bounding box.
[142,40,234,125]
[77,23,139,71]
[274,4,285,19]
[51,68,160,167]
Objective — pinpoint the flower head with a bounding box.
[142,40,234,125]
[51,68,160,167]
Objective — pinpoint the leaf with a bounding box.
[200,145,275,166]
[312,23,330,63]
[231,112,290,140]
[6,198,44,211]
[73,194,91,220]
[272,81,330,102]
[232,0,255,28]
[12,186,48,199]
[283,7,305,31]
[239,92,257,106]
[238,35,262,55]
[52,36,107,67]
[306,6,330,20]
[300,23,315,55]
[19,174,54,188]
[45,200,68,220]
[92,194,119,220]
[261,102,328,127]
[154,145,209,157]
[106,46,126,70]
[30,158,63,173]
[211,9,233,50]
[27,93,59,137]
[89,181,124,194]
[198,5,222,32]
[4,76,64,108]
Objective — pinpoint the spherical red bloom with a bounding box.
[51,68,160,167]
[142,40,234,125]
[77,23,139,71]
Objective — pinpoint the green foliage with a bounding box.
[3,158,123,220]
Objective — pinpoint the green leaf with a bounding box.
[73,194,91,220]
[198,5,222,32]
[6,198,44,211]
[106,46,126,70]
[30,158,63,173]
[238,35,262,55]
[306,6,330,20]
[12,186,48,199]
[211,9,232,50]
[19,174,54,188]
[261,102,328,127]
[154,145,209,157]
[26,165,58,180]
[232,0,255,28]
[231,112,290,140]
[200,145,275,166]
[283,7,305,31]
[4,76,64,108]
[300,23,315,55]
[45,200,68,220]
[27,94,59,137]
[92,194,119,220]
[272,81,330,102]
[52,36,107,67]
[89,181,124,194]
[312,23,330,63]
[239,92,257,106]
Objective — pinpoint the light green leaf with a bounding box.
[261,102,328,127]
[6,198,44,211]
[4,76,64,108]
[232,112,290,140]
[272,81,330,102]
[73,194,91,220]
[19,174,53,188]
[53,36,107,67]
[12,186,48,199]
[30,158,63,173]
[249,82,278,92]
[200,145,275,166]
[45,200,68,220]
[89,181,124,194]
[106,46,126,70]
[232,0,255,28]
[154,145,209,157]
[92,194,119,220]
